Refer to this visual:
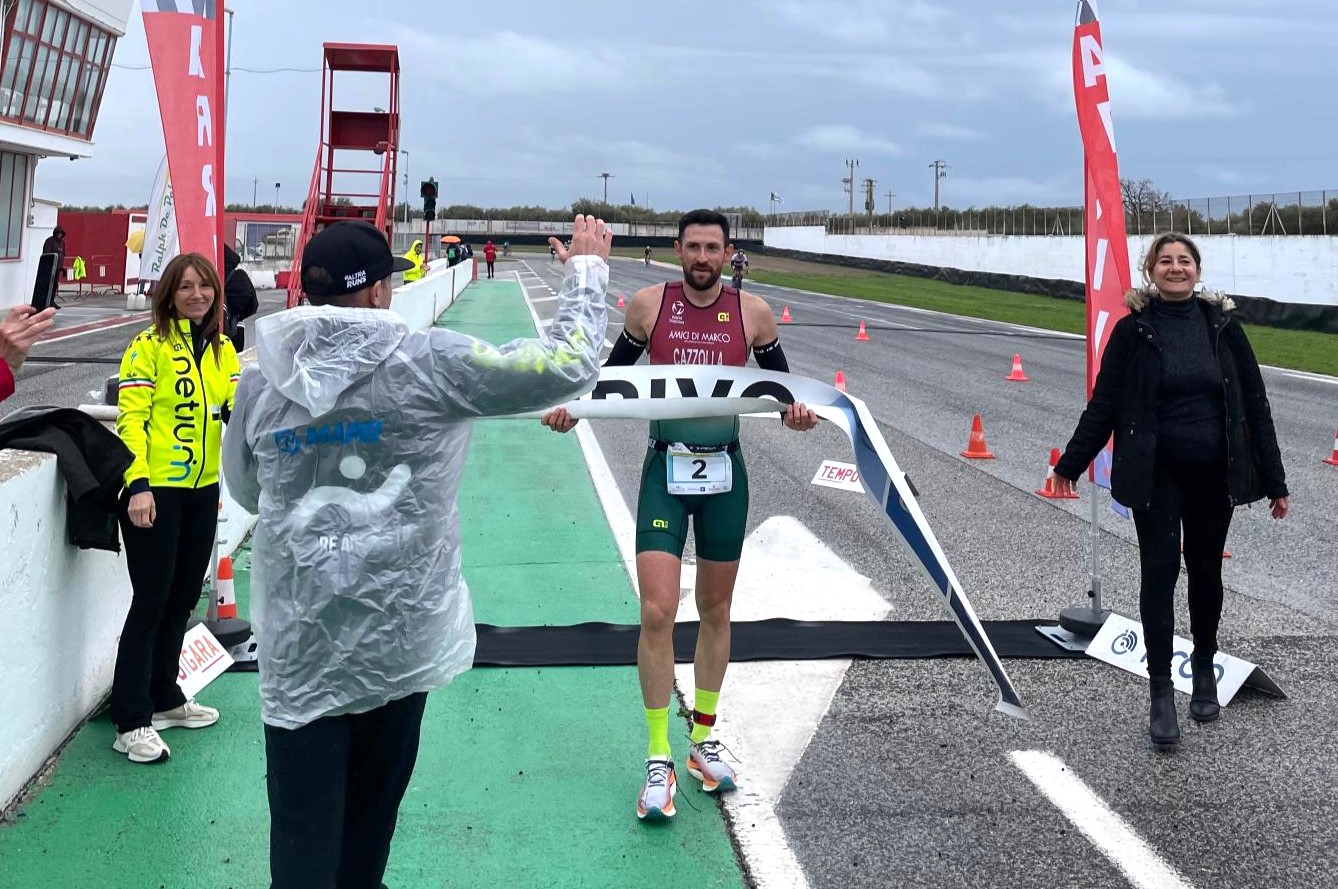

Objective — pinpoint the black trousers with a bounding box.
[485,259,495,278]
[266,692,429,889]
[1132,459,1233,680]
[111,484,219,732]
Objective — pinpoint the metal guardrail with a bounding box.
[769,190,1338,237]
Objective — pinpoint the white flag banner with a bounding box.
[140,155,179,282]
[507,365,1029,719]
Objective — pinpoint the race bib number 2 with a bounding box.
[666,443,732,495]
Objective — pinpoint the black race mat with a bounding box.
[473,619,1083,667]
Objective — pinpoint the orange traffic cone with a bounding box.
[781,306,792,324]
[1324,427,1338,465]
[1036,447,1078,498]
[616,293,625,308]
[960,415,995,459]
[855,321,871,341]
[216,555,237,619]
[1005,354,1029,382]
[834,370,847,392]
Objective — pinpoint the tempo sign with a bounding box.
[811,460,863,493]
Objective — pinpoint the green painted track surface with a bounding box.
[0,280,745,889]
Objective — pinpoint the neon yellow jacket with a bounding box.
[117,320,240,489]
[403,241,425,282]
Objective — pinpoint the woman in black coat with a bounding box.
[1053,232,1289,749]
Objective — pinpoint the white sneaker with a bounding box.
[113,727,171,763]
[151,699,220,731]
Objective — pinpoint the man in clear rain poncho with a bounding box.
[222,216,612,888]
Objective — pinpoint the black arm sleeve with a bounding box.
[752,338,789,373]
[604,328,647,367]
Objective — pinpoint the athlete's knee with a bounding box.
[640,591,678,633]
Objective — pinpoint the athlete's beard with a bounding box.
[683,264,721,293]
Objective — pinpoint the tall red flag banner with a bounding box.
[1073,0,1131,394]
[1072,0,1131,489]
[142,0,226,273]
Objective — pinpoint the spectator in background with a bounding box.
[41,225,67,279]
[111,253,240,764]
[402,240,426,283]
[483,240,497,278]
[0,306,58,404]
[445,241,460,266]
[223,245,260,342]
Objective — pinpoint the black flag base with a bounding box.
[1058,600,1112,639]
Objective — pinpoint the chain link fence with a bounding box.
[771,190,1337,237]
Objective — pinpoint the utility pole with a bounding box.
[600,172,612,205]
[252,177,258,208]
[843,158,859,217]
[274,182,280,210]
[885,189,895,215]
[929,160,948,210]
[862,177,877,222]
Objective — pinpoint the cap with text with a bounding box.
[301,221,416,298]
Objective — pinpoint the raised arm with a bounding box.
[424,215,614,418]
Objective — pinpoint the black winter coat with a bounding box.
[1055,293,1287,511]
[0,407,134,551]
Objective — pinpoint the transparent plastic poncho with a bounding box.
[223,256,608,728]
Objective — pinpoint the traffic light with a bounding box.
[420,178,438,221]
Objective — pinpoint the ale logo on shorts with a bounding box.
[651,519,669,529]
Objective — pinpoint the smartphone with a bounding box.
[30,253,59,311]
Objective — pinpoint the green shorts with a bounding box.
[635,444,749,562]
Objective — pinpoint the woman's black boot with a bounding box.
[1148,677,1181,748]
[1189,655,1221,723]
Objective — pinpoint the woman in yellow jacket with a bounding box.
[402,239,426,282]
[111,253,240,764]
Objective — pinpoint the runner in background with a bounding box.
[729,248,749,290]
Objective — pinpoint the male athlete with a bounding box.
[542,209,817,821]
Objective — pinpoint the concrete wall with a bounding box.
[0,264,471,812]
[764,227,1338,307]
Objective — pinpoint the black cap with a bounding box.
[301,221,415,298]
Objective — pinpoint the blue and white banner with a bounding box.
[516,365,1030,720]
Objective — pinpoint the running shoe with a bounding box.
[637,757,677,821]
[687,740,737,793]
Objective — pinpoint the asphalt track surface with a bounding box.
[7,261,1337,888]
[518,255,1338,889]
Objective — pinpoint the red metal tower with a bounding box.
[286,43,401,308]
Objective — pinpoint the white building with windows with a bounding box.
[0,0,132,308]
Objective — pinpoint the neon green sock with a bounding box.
[645,707,671,759]
[690,688,720,744]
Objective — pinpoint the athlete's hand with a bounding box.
[550,215,613,264]
[127,491,157,529]
[1052,475,1077,498]
[783,402,818,431]
[1270,496,1289,519]
[541,407,579,433]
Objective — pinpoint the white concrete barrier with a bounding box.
[0,262,476,811]
[765,227,1338,307]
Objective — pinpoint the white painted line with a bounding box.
[530,295,558,303]
[1010,751,1194,889]
[1280,368,1338,385]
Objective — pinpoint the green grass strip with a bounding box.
[750,270,1338,376]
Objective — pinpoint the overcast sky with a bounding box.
[33,0,1338,214]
